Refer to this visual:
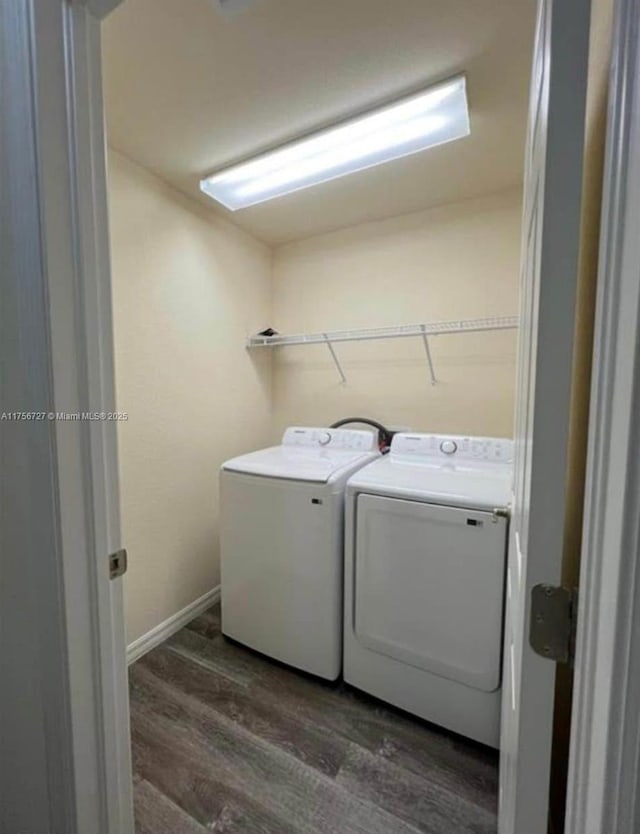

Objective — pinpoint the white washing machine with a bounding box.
[343,432,514,747]
[220,427,379,680]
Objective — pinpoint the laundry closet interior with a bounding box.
[103,1,535,831]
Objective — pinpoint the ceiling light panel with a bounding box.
[200,75,470,211]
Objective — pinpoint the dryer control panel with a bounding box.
[391,433,514,463]
[283,426,377,451]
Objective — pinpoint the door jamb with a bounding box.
[566,0,640,830]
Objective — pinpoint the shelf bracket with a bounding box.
[419,325,437,385]
[323,333,346,384]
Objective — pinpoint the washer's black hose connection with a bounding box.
[329,417,394,452]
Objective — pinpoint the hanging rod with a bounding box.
[247,316,519,348]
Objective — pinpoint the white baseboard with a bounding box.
[127,585,221,665]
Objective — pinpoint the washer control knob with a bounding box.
[440,439,457,455]
[318,431,332,446]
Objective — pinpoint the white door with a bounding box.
[1,1,132,832]
[500,0,591,832]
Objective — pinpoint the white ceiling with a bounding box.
[102,0,535,245]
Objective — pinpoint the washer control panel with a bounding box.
[391,433,514,463]
[283,427,377,451]
[440,439,458,455]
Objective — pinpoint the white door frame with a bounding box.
[499,0,591,829]
[565,0,640,830]
[0,2,131,833]
[2,0,640,831]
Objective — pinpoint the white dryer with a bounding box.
[220,427,379,681]
[343,432,513,747]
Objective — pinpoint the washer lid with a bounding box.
[348,433,514,510]
[222,426,378,483]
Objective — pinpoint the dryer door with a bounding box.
[354,494,507,692]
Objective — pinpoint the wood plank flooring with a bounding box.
[130,604,498,833]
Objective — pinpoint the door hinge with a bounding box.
[529,584,578,666]
[109,548,128,580]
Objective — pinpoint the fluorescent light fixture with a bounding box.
[200,75,470,211]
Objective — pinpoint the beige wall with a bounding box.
[271,188,522,439]
[108,150,273,644]
[109,159,522,643]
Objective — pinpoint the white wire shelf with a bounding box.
[246,315,519,385]
[247,317,519,347]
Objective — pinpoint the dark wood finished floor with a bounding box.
[130,603,498,833]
